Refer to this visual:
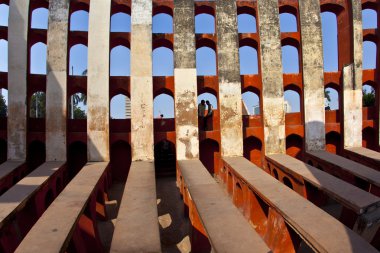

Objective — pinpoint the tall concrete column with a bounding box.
[7,0,29,161]
[46,0,69,161]
[257,0,285,155]
[173,0,199,160]
[130,0,153,161]
[299,0,326,152]
[215,0,243,157]
[87,0,111,161]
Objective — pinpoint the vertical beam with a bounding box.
[299,0,325,152]
[46,0,69,161]
[257,0,285,155]
[7,0,29,161]
[130,0,153,161]
[173,0,199,160]
[87,0,111,161]
[215,0,243,157]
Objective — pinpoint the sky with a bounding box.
[0,6,377,118]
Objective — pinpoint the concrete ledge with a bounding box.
[110,161,161,253]
[0,161,24,181]
[15,162,108,253]
[345,147,380,172]
[223,157,378,253]
[178,159,270,253]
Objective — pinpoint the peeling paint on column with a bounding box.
[46,0,69,161]
[87,0,111,162]
[215,0,243,157]
[257,0,285,155]
[299,0,326,151]
[174,0,199,160]
[7,0,29,161]
[131,0,154,161]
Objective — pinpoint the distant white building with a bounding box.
[253,105,260,115]
[125,96,131,119]
[252,101,292,115]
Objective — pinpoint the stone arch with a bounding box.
[195,13,214,34]
[110,45,130,76]
[30,42,47,74]
[326,131,341,155]
[324,87,339,110]
[29,91,46,118]
[200,138,220,175]
[279,12,297,32]
[68,92,87,119]
[282,45,299,74]
[31,7,48,29]
[362,8,377,29]
[153,13,172,33]
[242,91,260,116]
[237,13,256,33]
[286,134,303,159]
[69,44,88,76]
[154,93,174,119]
[243,136,263,167]
[283,177,293,189]
[363,41,377,70]
[110,140,132,181]
[196,46,216,76]
[154,139,176,176]
[111,12,131,33]
[363,127,377,150]
[111,94,130,119]
[0,4,9,27]
[27,140,45,170]
[239,46,258,75]
[284,89,301,113]
[67,141,87,178]
[153,47,173,76]
[321,11,338,72]
[70,10,89,31]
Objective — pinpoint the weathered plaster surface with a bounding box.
[7,0,29,161]
[343,64,363,148]
[299,0,326,152]
[131,0,154,161]
[173,0,199,160]
[46,0,69,161]
[87,0,111,162]
[257,0,285,155]
[215,0,243,157]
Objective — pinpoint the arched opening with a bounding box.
[282,45,299,73]
[196,47,216,76]
[286,134,303,159]
[0,4,9,27]
[239,46,258,75]
[363,41,377,70]
[280,13,297,32]
[153,13,173,33]
[111,94,130,119]
[324,87,339,110]
[30,42,47,74]
[283,177,293,189]
[198,92,217,131]
[153,47,173,76]
[0,88,7,117]
[326,131,341,155]
[363,127,377,151]
[237,14,256,33]
[0,39,8,72]
[321,12,338,72]
[284,90,301,113]
[200,138,220,175]
[242,91,260,116]
[110,140,132,181]
[154,94,174,119]
[69,44,88,76]
[363,84,375,107]
[154,139,176,177]
[110,46,130,76]
[0,139,6,164]
[68,93,87,119]
[273,169,279,180]
[234,182,244,209]
[362,9,377,29]
[44,189,54,209]
[70,10,89,31]
[31,8,48,29]
[243,136,263,167]
[67,141,87,178]
[30,91,46,118]
[111,12,131,32]
[27,140,45,170]
[195,13,214,34]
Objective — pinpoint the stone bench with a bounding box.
[110,161,161,253]
[177,160,270,253]
[0,161,25,194]
[15,162,108,253]
[307,151,380,196]
[344,147,380,172]
[267,154,380,242]
[223,157,378,253]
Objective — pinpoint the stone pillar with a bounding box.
[257,0,285,155]
[7,0,29,161]
[173,0,199,160]
[215,0,243,157]
[130,0,153,161]
[87,0,111,161]
[299,0,326,152]
[46,0,69,161]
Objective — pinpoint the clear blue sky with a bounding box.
[0,6,377,118]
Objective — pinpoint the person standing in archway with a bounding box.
[198,100,206,130]
[205,100,213,131]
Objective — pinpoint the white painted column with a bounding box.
[7,0,29,161]
[215,0,244,157]
[130,0,154,161]
[299,0,326,152]
[87,0,111,161]
[173,0,199,160]
[46,0,69,161]
[257,0,285,155]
